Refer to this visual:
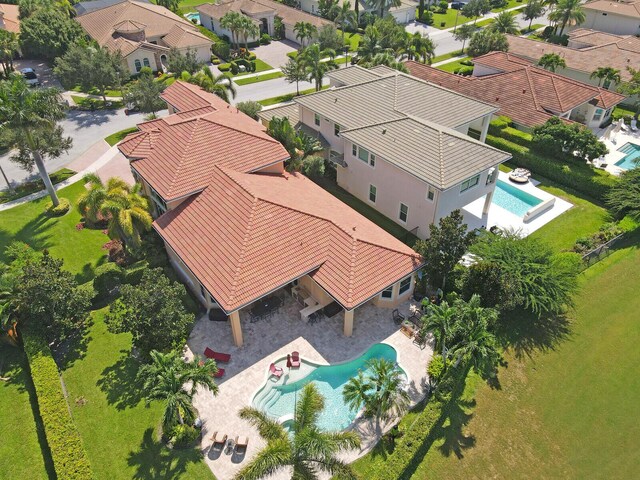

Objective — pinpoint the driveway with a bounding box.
[249,39,298,69]
[13,58,62,89]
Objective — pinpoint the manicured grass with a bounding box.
[71,95,124,110]
[432,50,463,64]
[105,127,139,146]
[233,58,274,77]
[475,17,495,27]
[521,23,545,34]
[612,105,637,120]
[430,9,472,30]
[341,31,361,51]
[490,0,526,12]
[0,168,76,204]
[71,86,123,98]
[61,309,215,480]
[0,181,108,283]
[0,346,52,480]
[258,85,329,106]
[233,71,284,85]
[408,232,640,479]
[177,0,207,9]
[437,57,472,73]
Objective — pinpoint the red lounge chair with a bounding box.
[204,347,231,363]
[291,351,301,368]
[214,368,225,378]
[269,363,283,378]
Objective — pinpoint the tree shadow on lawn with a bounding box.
[53,321,93,371]
[0,213,54,262]
[96,349,144,410]
[127,428,205,480]
[75,254,108,285]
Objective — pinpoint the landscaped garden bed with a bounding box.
[0,168,76,204]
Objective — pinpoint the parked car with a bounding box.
[451,1,465,9]
[20,68,40,87]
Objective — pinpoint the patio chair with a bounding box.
[413,330,428,350]
[210,431,227,449]
[291,351,301,368]
[214,367,225,378]
[269,363,283,379]
[235,436,249,455]
[392,309,405,325]
[204,347,231,363]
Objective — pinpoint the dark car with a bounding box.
[451,1,465,9]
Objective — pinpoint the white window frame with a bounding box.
[143,57,150,68]
[460,174,480,193]
[358,146,369,163]
[593,108,604,121]
[334,123,341,137]
[426,185,435,201]
[399,276,412,295]
[369,184,377,203]
[314,113,320,126]
[370,153,376,167]
[352,143,357,156]
[134,59,142,72]
[399,202,408,223]
[381,287,393,299]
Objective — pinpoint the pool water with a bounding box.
[185,12,200,24]
[252,343,404,432]
[492,179,543,217]
[615,142,640,170]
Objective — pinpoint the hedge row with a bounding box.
[486,135,618,203]
[23,332,93,480]
[488,125,532,147]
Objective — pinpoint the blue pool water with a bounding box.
[253,343,404,431]
[614,142,640,170]
[185,12,200,24]
[492,179,543,217]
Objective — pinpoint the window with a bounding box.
[370,153,376,167]
[334,123,340,137]
[460,174,480,193]
[143,57,150,68]
[149,186,167,214]
[486,167,496,185]
[399,276,412,295]
[314,113,320,126]
[593,108,604,121]
[426,185,435,201]
[399,203,408,223]
[352,143,357,156]
[369,184,377,203]
[381,287,393,299]
[358,147,369,162]
[134,59,142,72]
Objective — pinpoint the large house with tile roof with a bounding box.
[299,0,418,24]
[404,53,625,130]
[75,0,212,74]
[118,80,423,347]
[579,0,640,35]
[258,66,511,241]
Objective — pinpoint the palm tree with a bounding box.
[537,52,566,72]
[423,300,457,363]
[76,173,130,225]
[0,74,72,207]
[523,0,546,31]
[549,0,585,36]
[450,317,500,375]
[220,11,244,50]
[366,0,401,18]
[300,43,338,91]
[181,67,237,103]
[281,55,308,96]
[365,51,409,72]
[590,66,621,88]
[491,11,519,34]
[235,383,361,480]
[342,370,372,413]
[331,1,358,47]
[239,16,260,51]
[0,31,19,77]
[294,21,318,48]
[453,23,475,55]
[100,183,153,250]
[402,31,436,64]
[357,24,381,62]
[137,350,219,434]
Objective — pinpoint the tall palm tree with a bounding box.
[137,350,219,434]
[294,21,318,48]
[549,0,585,36]
[450,315,500,374]
[331,1,358,47]
[342,370,372,413]
[357,24,381,62]
[181,67,237,103]
[366,0,402,18]
[235,384,361,480]
[220,11,244,50]
[523,0,546,31]
[100,183,153,250]
[239,16,260,51]
[537,52,566,72]
[491,11,519,34]
[423,301,457,363]
[0,74,72,206]
[453,23,476,55]
[400,31,436,64]
[300,43,338,91]
[590,66,621,88]
[364,51,408,72]
[76,173,130,224]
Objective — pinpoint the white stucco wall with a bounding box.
[299,105,344,152]
[435,169,498,226]
[580,10,640,36]
[125,49,161,74]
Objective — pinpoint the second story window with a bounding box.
[460,174,480,193]
[149,186,168,215]
[314,113,320,126]
[427,185,435,201]
[370,153,376,167]
[334,123,340,137]
[399,203,408,223]
[369,184,377,203]
[352,144,357,156]
[143,58,150,68]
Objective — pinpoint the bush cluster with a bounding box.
[45,197,70,216]
[260,33,271,45]
[170,424,200,448]
[488,124,532,147]
[230,59,257,74]
[212,41,230,61]
[573,222,624,254]
[23,332,93,480]
[93,262,125,298]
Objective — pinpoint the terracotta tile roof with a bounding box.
[154,167,422,312]
[119,81,288,200]
[197,0,330,28]
[104,37,169,57]
[506,34,640,81]
[0,3,20,34]
[405,55,625,128]
[162,23,211,49]
[160,80,222,112]
[583,0,640,18]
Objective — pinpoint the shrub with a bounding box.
[489,115,512,130]
[235,100,263,120]
[260,33,271,45]
[230,61,239,75]
[218,63,231,72]
[420,10,433,24]
[44,197,70,216]
[103,239,128,266]
[93,262,125,298]
[247,52,257,61]
[197,25,222,44]
[440,21,446,27]
[212,41,230,61]
[170,424,200,447]
[23,332,93,480]
[437,0,448,13]
[139,66,153,77]
[490,0,507,7]
[491,126,532,147]
[532,117,608,162]
[426,354,447,385]
[572,222,624,254]
[459,59,474,66]
[124,260,148,285]
[454,66,473,76]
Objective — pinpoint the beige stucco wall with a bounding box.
[125,48,161,74]
[372,273,416,308]
[256,162,286,174]
[300,105,344,153]
[200,12,263,44]
[579,11,640,36]
[185,44,213,63]
[166,244,217,309]
[298,275,334,306]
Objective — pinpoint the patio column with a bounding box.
[483,190,494,216]
[480,115,491,143]
[230,310,243,347]
[343,309,354,337]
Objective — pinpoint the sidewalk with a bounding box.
[227,54,350,83]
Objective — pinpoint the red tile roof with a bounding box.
[405,54,625,128]
[154,167,422,313]
[118,82,288,200]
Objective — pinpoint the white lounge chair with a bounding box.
[620,119,629,132]
[631,118,638,132]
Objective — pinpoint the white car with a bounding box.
[21,68,40,87]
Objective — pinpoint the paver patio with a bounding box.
[185,295,433,479]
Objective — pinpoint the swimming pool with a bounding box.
[614,142,640,170]
[492,179,543,217]
[252,343,404,431]
[184,12,200,24]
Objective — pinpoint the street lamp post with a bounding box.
[344,45,349,68]
[453,9,461,33]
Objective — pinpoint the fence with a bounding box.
[580,233,624,270]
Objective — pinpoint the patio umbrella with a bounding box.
[286,354,292,369]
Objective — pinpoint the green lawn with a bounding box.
[475,17,495,27]
[71,86,123,98]
[612,105,637,120]
[430,9,472,29]
[177,0,206,10]
[233,71,284,85]
[0,346,53,480]
[437,57,472,73]
[71,95,124,110]
[61,309,215,480]
[342,31,361,52]
[432,50,464,64]
[0,168,76,204]
[232,58,274,77]
[105,127,139,147]
[258,85,329,106]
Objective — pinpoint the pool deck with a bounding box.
[462,171,572,236]
[185,296,433,479]
[597,129,640,175]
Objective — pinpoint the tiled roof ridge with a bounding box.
[118,130,148,157]
[523,68,543,113]
[437,127,445,188]
[347,238,358,305]
[228,196,260,305]
[197,114,283,148]
[166,119,200,197]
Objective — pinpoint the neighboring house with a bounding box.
[118,80,423,346]
[299,0,418,24]
[75,0,213,74]
[506,32,640,95]
[197,0,331,46]
[0,3,19,34]
[258,66,511,240]
[579,0,640,36]
[75,0,150,16]
[405,54,625,130]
